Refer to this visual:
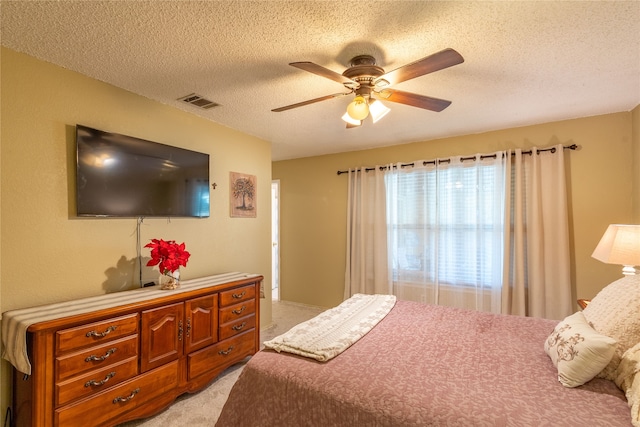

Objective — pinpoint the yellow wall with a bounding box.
[0,48,272,416]
[273,111,637,309]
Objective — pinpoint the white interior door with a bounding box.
[271,180,280,300]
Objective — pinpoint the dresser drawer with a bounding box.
[56,334,139,382]
[219,284,255,307]
[56,313,139,353]
[219,314,256,340]
[219,299,256,324]
[55,356,138,407]
[55,360,178,427]
[188,330,256,380]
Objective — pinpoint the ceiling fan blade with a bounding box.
[272,92,352,112]
[374,48,464,87]
[375,89,452,112]
[290,62,359,89]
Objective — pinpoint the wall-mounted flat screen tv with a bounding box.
[76,124,210,218]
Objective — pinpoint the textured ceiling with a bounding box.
[2,1,639,161]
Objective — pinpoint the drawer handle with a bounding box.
[232,290,246,299]
[85,348,117,362]
[178,320,183,341]
[186,318,191,338]
[232,322,247,331]
[232,306,246,315]
[85,371,115,388]
[113,388,140,404]
[86,325,118,338]
[218,346,234,356]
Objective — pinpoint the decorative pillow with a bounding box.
[614,342,640,427]
[544,311,617,387]
[583,275,640,380]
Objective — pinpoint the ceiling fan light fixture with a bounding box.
[346,95,369,120]
[341,112,361,126]
[369,100,390,123]
[273,48,464,124]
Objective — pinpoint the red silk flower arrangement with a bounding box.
[145,239,190,277]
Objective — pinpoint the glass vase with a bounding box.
[159,269,180,290]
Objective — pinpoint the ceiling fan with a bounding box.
[272,48,464,128]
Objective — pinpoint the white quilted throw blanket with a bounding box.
[264,293,396,362]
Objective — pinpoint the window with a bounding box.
[386,157,505,310]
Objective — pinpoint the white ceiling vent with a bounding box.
[178,93,220,109]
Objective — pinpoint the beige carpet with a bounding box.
[116,300,325,427]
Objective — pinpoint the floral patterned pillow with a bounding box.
[545,311,617,387]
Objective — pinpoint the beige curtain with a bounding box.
[502,145,572,319]
[344,166,391,299]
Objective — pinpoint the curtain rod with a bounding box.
[336,144,579,175]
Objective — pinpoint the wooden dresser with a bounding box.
[5,272,262,427]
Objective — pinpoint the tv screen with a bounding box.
[76,125,210,218]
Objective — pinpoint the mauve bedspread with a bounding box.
[216,300,631,427]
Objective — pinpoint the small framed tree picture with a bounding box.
[230,172,257,218]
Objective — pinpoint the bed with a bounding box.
[216,277,640,427]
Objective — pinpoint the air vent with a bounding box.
[178,93,220,109]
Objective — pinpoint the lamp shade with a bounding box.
[341,112,361,126]
[592,224,640,275]
[346,96,369,120]
[369,100,390,123]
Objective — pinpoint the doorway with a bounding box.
[271,180,280,300]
